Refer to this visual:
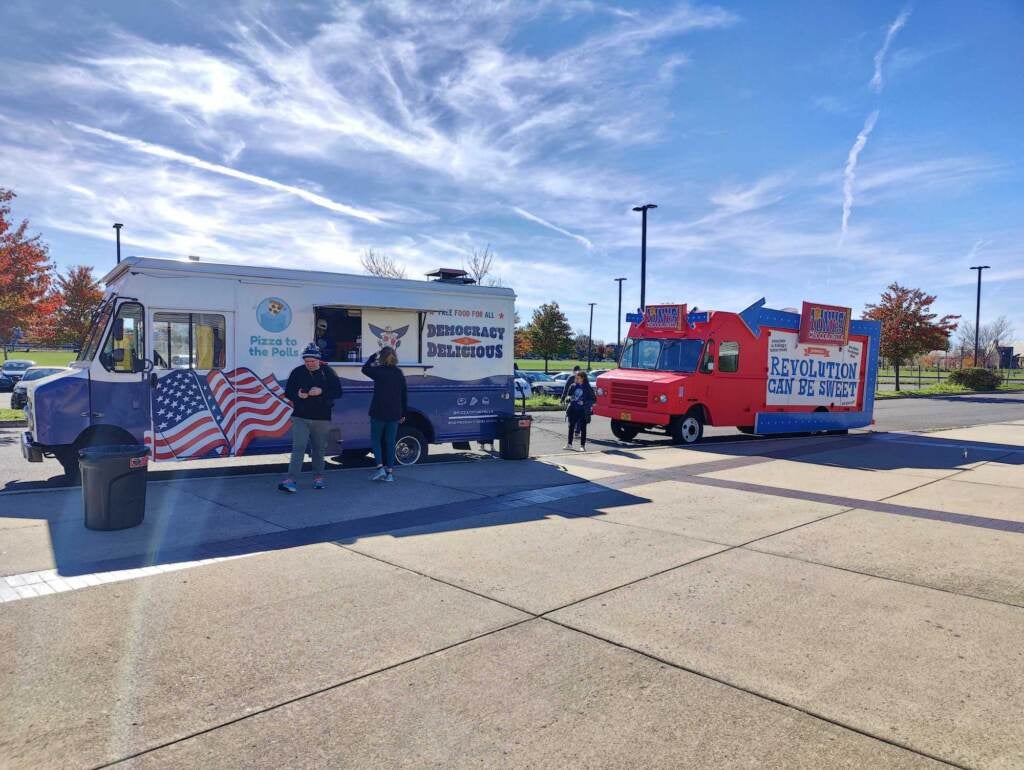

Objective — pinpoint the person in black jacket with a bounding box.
[563,371,595,451]
[279,343,343,493]
[361,346,408,482]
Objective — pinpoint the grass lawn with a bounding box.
[875,382,1023,399]
[2,350,77,367]
[516,359,617,372]
[0,407,25,422]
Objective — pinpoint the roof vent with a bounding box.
[425,267,476,284]
[187,255,201,262]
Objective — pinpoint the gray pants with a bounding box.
[288,417,331,478]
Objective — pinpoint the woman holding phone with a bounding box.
[361,346,408,482]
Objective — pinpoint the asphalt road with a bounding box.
[1,392,1021,493]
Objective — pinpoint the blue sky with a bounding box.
[1,0,1021,344]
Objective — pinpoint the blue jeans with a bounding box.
[370,418,399,469]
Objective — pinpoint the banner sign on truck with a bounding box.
[799,302,851,346]
[766,330,863,408]
[644,304,687,331]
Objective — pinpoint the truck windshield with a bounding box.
[621,338,704,372]
[76,296,115,362]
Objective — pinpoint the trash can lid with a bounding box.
[78,444,150,460]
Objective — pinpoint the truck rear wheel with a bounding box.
[395,425,428,465]
[610,420,640,441]
[671,412,704,445]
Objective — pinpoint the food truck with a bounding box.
[594,299,880,444]
[21,257,516,479]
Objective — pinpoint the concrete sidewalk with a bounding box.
[2,421,1023,768]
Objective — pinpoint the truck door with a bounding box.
[703,338,757,426]
[89,300,151,443]
[149,311,236,460]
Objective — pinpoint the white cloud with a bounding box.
[69,123,384,224]
[512,206,594,249]
[840,110,879,245]
[870,8,911,93]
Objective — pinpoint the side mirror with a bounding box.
[113,318,125,341]
[706,361,715,372]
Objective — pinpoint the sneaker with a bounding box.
[383,472,395,482]
[278,480,297,494]
[563,444,573,450]
[370,467,387,481]
[579,444,587,452]
[313,477,325,490]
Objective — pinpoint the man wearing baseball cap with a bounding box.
[279,343,343,493]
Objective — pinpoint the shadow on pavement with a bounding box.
[0,458,649,577]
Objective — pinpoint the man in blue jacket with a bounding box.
[279,343,343,493]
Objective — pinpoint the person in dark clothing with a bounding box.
[560,365,582,402]
[361,346,408,482]
[279,343,343,493]
[564,371,595,451]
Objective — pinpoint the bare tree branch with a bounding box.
[360,248,407,279]
[465,244,495,285]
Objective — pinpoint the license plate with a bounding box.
[620,412,631,420]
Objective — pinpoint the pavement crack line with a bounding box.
[93,616,536,769]
[537,616,965,770]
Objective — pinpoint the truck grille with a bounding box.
[610,381,649,409]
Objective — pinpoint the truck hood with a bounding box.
[596,368,689,385]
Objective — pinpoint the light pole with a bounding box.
[614,277,627,356]
[970,265,990,366]
[586,302,596,371]
[113,223,123,264]
[631,204,657,310]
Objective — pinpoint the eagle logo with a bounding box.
[369,324,410,350]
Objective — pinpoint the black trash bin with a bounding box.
[499,414,532,460]
[79,444,149,530]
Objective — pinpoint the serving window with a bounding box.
[314,306,423,364]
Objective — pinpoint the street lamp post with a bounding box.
[631,204,657,310]
[113,223,124,264]
[970,265,990,366]
[586,302,596,371]
[614,277,627,356]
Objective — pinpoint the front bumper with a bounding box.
[594,404,671,426]
[21,431,43,462]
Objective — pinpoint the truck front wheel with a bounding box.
[610,420,640,441]
[671,412,704,445]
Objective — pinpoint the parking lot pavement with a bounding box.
[2,420,1023,767]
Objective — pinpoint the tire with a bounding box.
[610,419,640,441]
[394,425,428,465]
[670,412,704,445]
[53,447,81,483]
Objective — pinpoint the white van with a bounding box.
[21,257,516,479]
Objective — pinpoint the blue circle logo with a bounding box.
[256,297,292,333]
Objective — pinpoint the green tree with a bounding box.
[527,302,573,373]
[863,283,959,391]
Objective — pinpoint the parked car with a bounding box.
[10,366,68,409]
[0,359,35,392]
[522,372,561,395]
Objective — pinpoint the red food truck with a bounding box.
[593,299,880,444]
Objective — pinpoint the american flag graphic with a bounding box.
[145,368,291,460]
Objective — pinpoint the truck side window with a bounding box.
[719,341,740,373]
[153,312,227,370]
[100,302,145,373]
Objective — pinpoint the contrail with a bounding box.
[840,110,879,245]
[512,206,593,249]
[70,123,383,224]
[871,8,911,93]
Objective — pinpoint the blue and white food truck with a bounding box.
[21,257,516,479]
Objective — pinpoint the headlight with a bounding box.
[596,386,605,396]
[657,394,668,403]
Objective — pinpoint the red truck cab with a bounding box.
[594,301,880,444]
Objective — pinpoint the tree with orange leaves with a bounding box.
[1,188,60,357]
[863,282,959,391]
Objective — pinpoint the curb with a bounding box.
[875,388,1024,401]
[0,420,27,428]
